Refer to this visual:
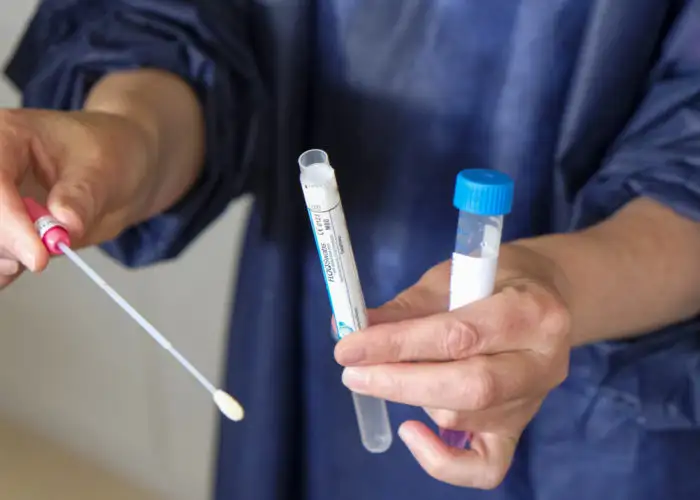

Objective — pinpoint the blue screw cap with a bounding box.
[453,169,514,216]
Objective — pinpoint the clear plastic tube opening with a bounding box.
[298,149,330,170]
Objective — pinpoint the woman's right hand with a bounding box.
[0,107,156,289]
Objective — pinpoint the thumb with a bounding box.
[46,175,103,242]
[335,260,451,340]
[369,262,452,325]
[369,286,447,326]
[333,284,440,334]
[331,287,430,342]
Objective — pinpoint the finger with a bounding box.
[334,261,454,364]
[368,263,453,323]
[398,421,518,489]
[46,180,92,240]
[0,258,21,276]
[425,398,541,434]
[0,273,21,291]
[367,261,453,324]
[368,295,444,325]
[0,259,24,290]
[331,301,427,342]
[335,284,567,366]
[336,310,479,365]
[0,173,48,272]
[46,165,108,241]
[341,352,547,410]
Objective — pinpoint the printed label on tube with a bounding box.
[449,253,498,310]
[302,174,367,339]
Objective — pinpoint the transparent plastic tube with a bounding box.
[298,149,393,453]
[441,169,513,448]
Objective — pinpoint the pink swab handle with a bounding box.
[22,198,71,255]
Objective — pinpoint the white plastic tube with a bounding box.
[298,149,393,454]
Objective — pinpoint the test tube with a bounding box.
[440,169,514,448]
[298,149,393,454]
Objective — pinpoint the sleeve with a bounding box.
[4,0,264,267]
[570,2,700,229]
[568,3,700,431]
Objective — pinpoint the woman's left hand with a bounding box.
[334,243,572,489]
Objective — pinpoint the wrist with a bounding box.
[510,199,700,346]
[84,69,204,224]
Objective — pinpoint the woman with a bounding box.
[2,1,700,499]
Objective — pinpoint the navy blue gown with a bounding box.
[8,1,700,499]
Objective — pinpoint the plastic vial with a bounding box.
[441,169,514,448]
[298,149,393,454]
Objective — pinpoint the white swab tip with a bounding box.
[213,390,245,422]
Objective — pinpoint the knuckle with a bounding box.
[65,179,94,201]
[498,286,540,334]
[61,178,98,210]
[540,296,571,338]
[389,291,417,313]
[503,283,571,343]
[443,320,477,359]
[509,285,545,326]
[466,361,497,410]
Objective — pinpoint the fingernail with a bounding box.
[398,425,411,443]
[52,205,85,237]
[337,346,365,364]
[398,424,421,450]
[342,367,369,390]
